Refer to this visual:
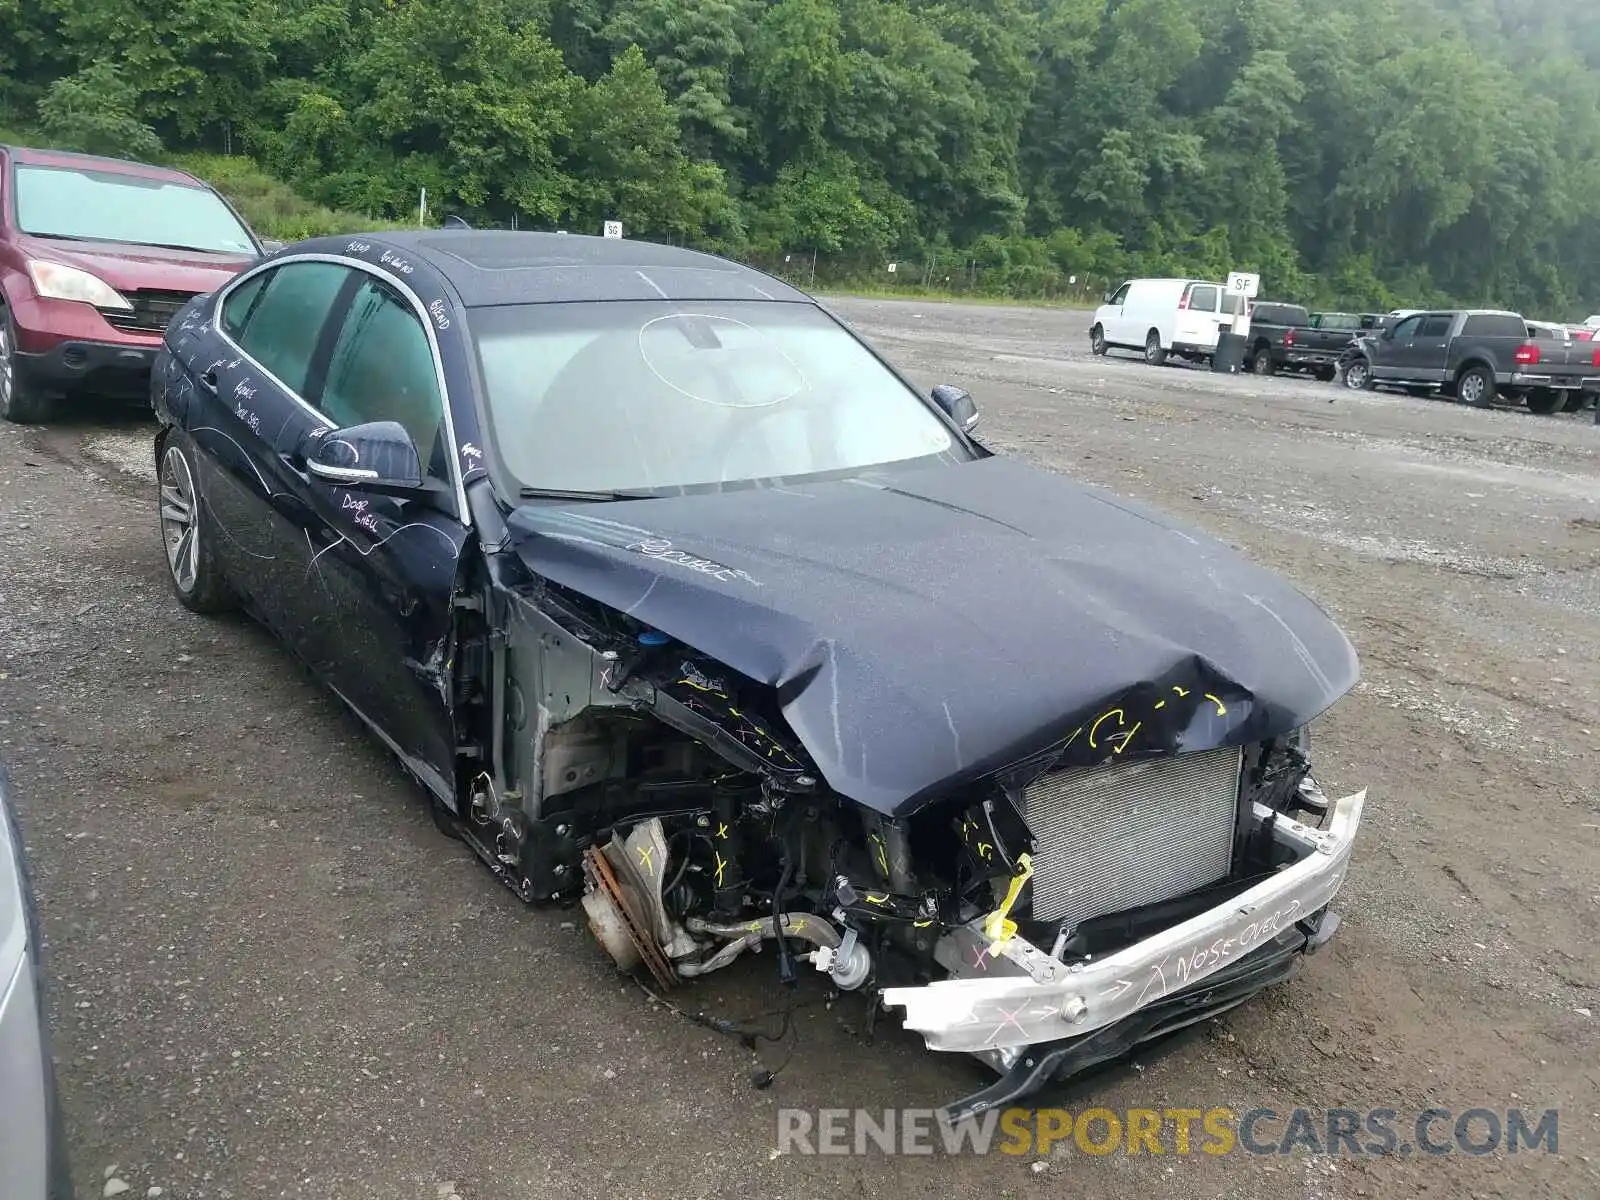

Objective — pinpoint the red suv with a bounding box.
[0,145,264,423]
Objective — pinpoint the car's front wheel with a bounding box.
[1342,357,1371,390]
[1090,324,1107,356]
[158,434,235,614]
[0,306,58,425]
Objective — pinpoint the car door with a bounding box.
[1103,281,1132,343]
[1177,283,1221,350]
[178,259,355,640]
[1404,314,1454,381]
[288,273,469,798]
[1370,314,1423,381]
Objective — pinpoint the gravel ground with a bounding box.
[2,297,1597,1199]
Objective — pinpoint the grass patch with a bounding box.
[167,153,405,242]
[818,285,1096,313]
[0,125,397,242]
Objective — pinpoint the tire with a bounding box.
[157,432,235,614]
[1143,330,1167,367]
[1090,324,1107,356]
[1560,390,1586,413]
[0,305,59,424]
[1524,387,1563,416]
[1342,356,1372,390]
[1251,343,1276,376]
[1456,365,1496,408]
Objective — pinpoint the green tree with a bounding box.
[567,45,736,242]
[37,61,162,159]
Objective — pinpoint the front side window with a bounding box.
[1416,315,1453,338]
[228,262,351,395]
[1109,282,1130,305]
[1388,316,1423,340]
[471,300,966,496]
[13,164,257,255]
[319,279,445,472]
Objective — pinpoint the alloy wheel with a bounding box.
[159,446,200,594]
[1459,374,1484,405]
[0,323,13,415]
[1344,361,1368,390]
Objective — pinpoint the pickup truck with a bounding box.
[1338,309,1600,411]
[1242,301,1344,380]
[1309,311,1384,334]
[1525,321,1597,412]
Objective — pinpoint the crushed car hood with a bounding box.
[505,457,1359,815]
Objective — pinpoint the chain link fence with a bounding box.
[430,212,1110,306]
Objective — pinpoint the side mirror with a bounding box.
[931,384,980,434]
[302,420,427,495]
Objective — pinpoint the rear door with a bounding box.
[180,258,354,640]
[1177,283,1222,349]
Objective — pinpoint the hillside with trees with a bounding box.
[3,0,1599,313]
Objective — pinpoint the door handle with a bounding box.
[199,367,219,393]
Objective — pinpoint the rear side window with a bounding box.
[1416,315,1453,338]
[1459,314,1525,337]
[228,262,352,395]
[1186,284,1219,311]
[1254,304,1310,326]
[220,272,269,338]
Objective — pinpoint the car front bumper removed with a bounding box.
[882,788,1364,1113]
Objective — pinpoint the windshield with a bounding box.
[471,300,966,495]
[13,164,257,254]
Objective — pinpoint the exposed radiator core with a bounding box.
[1019,746,1243,928]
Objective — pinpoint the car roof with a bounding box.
[0,143,205,186]
[293,230,813,308]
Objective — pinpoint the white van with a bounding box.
[1089,278,1245,365]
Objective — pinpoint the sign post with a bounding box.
[1226,271,1260,339]
[603,219,624,239]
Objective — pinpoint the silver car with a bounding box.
[0,768,73,1198]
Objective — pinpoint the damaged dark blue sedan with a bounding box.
[150,231,1365,1119]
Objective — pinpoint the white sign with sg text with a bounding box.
[603,220,623,239]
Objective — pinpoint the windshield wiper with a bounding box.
[23,232,242,254]
[517,486,642,502]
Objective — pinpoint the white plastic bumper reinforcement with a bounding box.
[882,788,1365,1054]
